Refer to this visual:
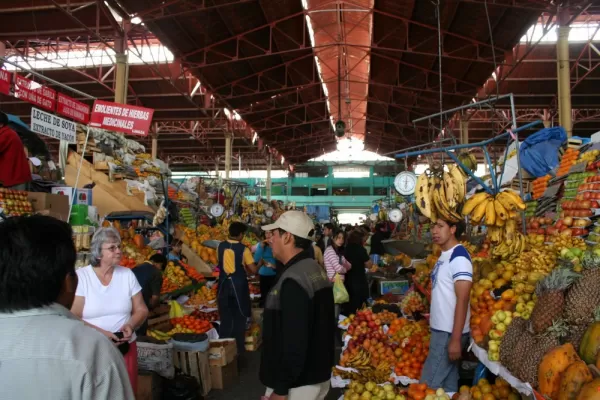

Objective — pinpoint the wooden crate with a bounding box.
[173,350,211,396]
[510,178,531,194]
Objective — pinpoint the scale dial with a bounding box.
[388,208,403,223]
[394,171,418,196]
[369,213,378,222]
[265,208,274,218]
[210,203,225,218]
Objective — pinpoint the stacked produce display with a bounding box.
[0,188,33,217]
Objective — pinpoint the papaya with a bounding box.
[133,234,145,249]
[580,321,600,365]
[576,378,600,400]
[479,314,493,336]
[538,343,580,399]
[558,360,593,400]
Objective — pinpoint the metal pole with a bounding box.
[395,120,543,159]
[412,93,514,125]
[557,24,573,136]
[0,57,95,99]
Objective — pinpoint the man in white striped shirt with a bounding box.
[0,215,134,400]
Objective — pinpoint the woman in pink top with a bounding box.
[324,230,351,282]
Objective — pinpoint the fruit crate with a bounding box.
[173,349,212,396]
[509,178,531,193]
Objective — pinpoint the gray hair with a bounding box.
[90,227,121,266]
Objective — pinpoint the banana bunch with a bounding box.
[147,329,171,341]
[415,165,465,222]
[344,349,372,370]
[458,151,477,174]
[462,190,525,226]
[375,360,392,372]
[488,219,526,260]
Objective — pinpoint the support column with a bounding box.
[224,132,232,179]
[266,154,272,201]
[114,25,130,104]
[557,12,572,137]
[150,123,158,160]
[460,119,469,145]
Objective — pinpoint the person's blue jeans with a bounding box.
[420,329,470,392]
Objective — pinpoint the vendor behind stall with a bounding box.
[168,240,183,262]
[0,114,32,190]
[369,223,390,256]
[217,222,258,363]
[133,254,167,335]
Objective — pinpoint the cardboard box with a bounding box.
[182,243,214,277]
[210,358,238,390]
[51,186,93,206]
[208,339,237,367]
[27,192,70,222]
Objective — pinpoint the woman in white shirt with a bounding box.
[71,227,148,395]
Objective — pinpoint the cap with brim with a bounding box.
[262,210,315,241]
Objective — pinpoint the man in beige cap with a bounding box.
[259,210,335,400]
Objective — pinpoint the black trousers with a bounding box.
[218,285,249,356]
[259,274,277,307]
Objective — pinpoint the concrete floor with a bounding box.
[206,351,342,400]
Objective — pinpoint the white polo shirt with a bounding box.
[429,244,472,334]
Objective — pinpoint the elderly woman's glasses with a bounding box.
[103,244,121,252]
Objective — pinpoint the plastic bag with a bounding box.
[519,126,567,178]
[333,273,349,304]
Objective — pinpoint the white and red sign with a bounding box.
[0,69,11,96]
[57,93,90,124]
[14,74,56,112]
[89,100,154,136]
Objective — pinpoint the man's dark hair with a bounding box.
[448,219,467,239]
[229,222,247,237]
[375,222,386,231]
[324,223,334,231]
[347,230,365,246]
[0,215,76,312]
[149,253,168,269]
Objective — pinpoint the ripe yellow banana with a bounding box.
[462,192,491,216]
[502,190,526,210]
[471,198,491,224]
[485,199,496,226]
[415,173,433,219]
[448,165,466,203]
[493,197,509,221]
[443,171,457,209]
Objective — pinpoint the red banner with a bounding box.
[14,74,56,111]
[89,100,154,136]
[0,69,11,96]
[56,92,90,124]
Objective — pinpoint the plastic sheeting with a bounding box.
[519,126,567,178]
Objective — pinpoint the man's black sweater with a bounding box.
[259,250,335,395]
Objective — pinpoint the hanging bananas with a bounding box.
[415,167,466,223]
[461,190,526,227]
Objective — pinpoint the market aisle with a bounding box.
[206,349,343,400]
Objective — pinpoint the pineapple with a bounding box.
[499,317,527,367]
[566,306,600,351]
[563,255,600,323]
[529,268,580,333]
[514,320,568,388]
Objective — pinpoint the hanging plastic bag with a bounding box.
[519,126,567,178]
[333,273,349,304]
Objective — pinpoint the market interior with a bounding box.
[1,0,600,400]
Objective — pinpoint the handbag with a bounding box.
[333,273,349,304]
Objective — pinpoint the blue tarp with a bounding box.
[519,126,567,178]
